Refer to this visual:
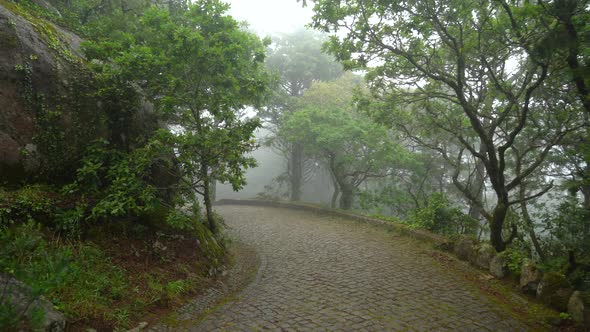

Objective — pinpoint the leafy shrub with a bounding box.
[0,185,56,226]
[54,205,87,238]
[405,193,478,236]
[165,209,199,231]
[542,197,590,259]
[0,221,70,330]
[63,139,169,220]
[500,247,529,277]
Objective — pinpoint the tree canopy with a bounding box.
[310,0,588,251]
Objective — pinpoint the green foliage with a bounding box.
[0,185,56,226]
[165,208,200,232]
[567,258,590,291]
[279,74,407,209]
[0,220,69,330]
[265,29,342,97]
[63,138,170,220]
[0,220,144,329]
[54,205,86,238]
[309,0,587,254]
[405,193,478,236]
[80,1,271,230]
[165,209,225,268]
[499,248,529,277]
[542,197,590,258]
[166,280,187,298]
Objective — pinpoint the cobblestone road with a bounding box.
[195,205,528,331]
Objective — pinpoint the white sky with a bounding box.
[225,0,314,37]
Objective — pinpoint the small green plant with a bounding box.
[54,205,87,238]
[166,280,186,298]
[0,185,57,227]
[7,18,17,28]
[500,248,528,277]
[405,193,478,236]
[0,220,68,330]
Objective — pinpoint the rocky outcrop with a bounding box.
[453,236,476,261]
[568,291,590,327]
[520,262,542,294]
[0,2,88,183]
[469,243,496,270]
[0,273,65,331]
[489,255,507,278]
[0,2,160,184]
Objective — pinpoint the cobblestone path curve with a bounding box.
[195,205,528,331]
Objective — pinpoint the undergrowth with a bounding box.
[0,183,228,330]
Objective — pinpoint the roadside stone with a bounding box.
[520,262,542,294]
[536,272,573,311]
[470,243,496,270]
[453,236,476,261]
[489,255,508,278]
[490,255,508,279]
[568,291,590,327]
[128,321,148,332]
[0,273,66,332]
[435,240,453,252]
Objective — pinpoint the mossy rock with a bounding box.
[453,235,476,261]
[0,28,18,48]
[537,271,573,311]
[469,243,496,270]
[520,262,542,293]
[489,255,508,278]
[568,291,590,327]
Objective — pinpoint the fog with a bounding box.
[215,128,335,205]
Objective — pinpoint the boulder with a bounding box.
[489,255,508,278]
[568,291,590,327]
[0,3,85,183]
[520,262,542,293]
[453,236,476,261]
[0,3,161,184]
[470,243,496,270]
[0,273,66,331]
[536,272,573,311]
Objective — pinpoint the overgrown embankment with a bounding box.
[0,0,270,330]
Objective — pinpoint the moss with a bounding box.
[541,272,571,291]
[0,0,77,62]
[538,272,573,311]
[0,28,18,48]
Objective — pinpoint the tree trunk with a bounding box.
[329,167,340,208]
[519,185,546,262]
[331,186,340,209]
[202,163,216,234]
[490,200,508,252]
[210,178,217,202]
[340,186,354,210]
[469,147,487,220]
[581,164,590,210]
[289,143,304,201]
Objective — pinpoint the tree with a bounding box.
[86,1,271,232]
[310,0,585,251]
[263,29,342,201]
[281,74,406,209]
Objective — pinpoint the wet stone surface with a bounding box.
[171,205,528,331]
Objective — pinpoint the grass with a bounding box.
[0,217,218,331]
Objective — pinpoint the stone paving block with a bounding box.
[162,206,532,331]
